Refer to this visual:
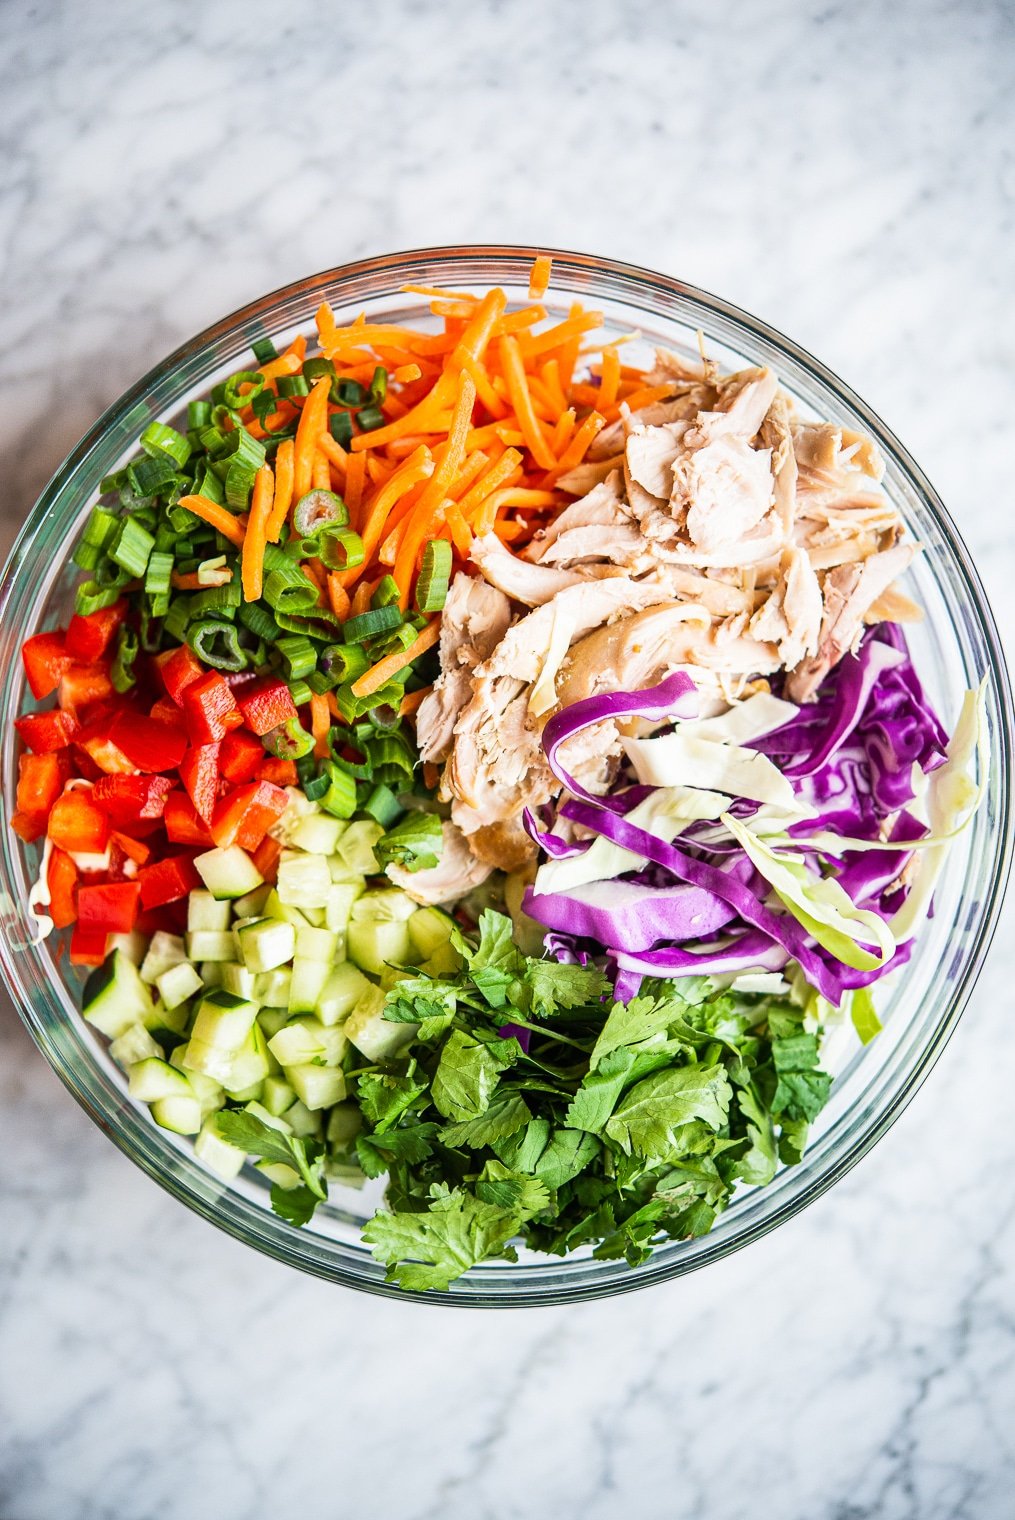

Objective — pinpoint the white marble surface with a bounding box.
[2,2,1014,1516]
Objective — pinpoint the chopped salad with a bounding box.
[11,258,986,1290]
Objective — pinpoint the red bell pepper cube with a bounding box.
[11,810,47,843]
[77,880,141,935]
[74,712,134,775]
[155,644,205,706]
[93,774,174,825]
[149,696,183,725]
[220,729,264,785]
[47,847,78,929]
[258,757,298,787]
[16,752,65,818]
[22,631,72,700]
[64,600,127,663]
[109,711,188,773]
[138,853,202,909]
[211,780,288,850]
[47,791,110,854]
[251,832,282,884]
[69,925,109,966]
[178,742,222,823]
[110,831,151,865]
[137,900,189,938]
[234,676,298,737]
[14,709,77,753]
[59,663,116,712]
[182,670,243,744]
[163,790,215,846]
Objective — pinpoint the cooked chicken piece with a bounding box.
[385,820,494,905]
[470,532,611,606]
[685,367,780,448]
[786,543,915,700]
[537,522,650,569]
[793,422,884,481]
[525,474,626,557]
[554,454,626,495]
[760,392,797,537]
[626,421,688,499]
[415,572,511,764]
[590,393,705,460]
[646,345,719,389]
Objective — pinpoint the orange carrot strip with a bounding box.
[456,447,523,521]
[448,450,489,501]
[462,355,509,419]
[366,455,394,487]
[551,407,577,456]
[310,693,331,759]
[343,444,434,584]
[488,488,559,508]
[494,306,547,334]
[351,618,442,699]
[378,518,407,566]
[447,287,508,373]
[430,299,481,320]
[327,573,351,621]
[619,382,677,411]
[444,501,473,558]
[553,410,606,472]
[344,450,367,528]
[312,452,331,491]
[528,255,552,300]
[350,580,374,618]
[599,347,621,409]
[241,464,275,602]
[266,438,295,541]
[392,362,422,383]
[401,283,479,303]
[494,520,525,542]
[499,336,556,469]
[540,358,568,415]
[293,377,331,503]
[177,495,246,548]
[171,570,232,591]
[393,374,477,606]
[302,562,327,596]
[318,432,348,474]
[399,685,432,717]
[518,309,603,362]
[348,371,458,452]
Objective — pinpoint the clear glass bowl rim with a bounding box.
[1,244,1011,1307]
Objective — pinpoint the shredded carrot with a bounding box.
[327,573,350,621]
[528,255,552,300]
[495,306,547,335]
[293,377,331,503]
[344,449,367,528]
[540,358,568,415]
[493,520,525,542]
[393,372,476,606]
[444,501,473,557]
[518,309,603,363]
[350,580,374,618]
[392,362,422,383]
[599,347,621,410]
[401,283,479,303]
[241,464,275,602]
[620,382,677,412]
[266,438,295,541]
[312,452,331,491]
[553,411,606,473]
[351,617,442,700]
[499,335,557,469]
[177,494,246,548]
[343,445,434,585]
[551,407,577,456]
[399,685,432,717]
[310,693,331,758]
[318,432,348,475]
[456,448,524,521]
[462,355,509,419]
[302,561,327,596]
[448,450,489,501]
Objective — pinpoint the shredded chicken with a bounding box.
[416,573,511,763]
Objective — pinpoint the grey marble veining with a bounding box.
[1,2,1014,1517]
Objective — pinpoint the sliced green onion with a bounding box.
[224,460,256,510]
[335,378,367,408]
[251,336,277,365]
[369,623,419,659]
[94,557,132,590]
[187,618,247,671]
[99,470,127,496]
[140,605,163,653]
[302,769,330,803]
[356,404,385,432]
[145,550,173,599]
[303,357,336,385]
[110,517,155,577]
[415,538,452,614]
[111,626,139,693]
[192,462,226,504]
[362,783,403,828]
[278,375,310,399]
[188,400,213,429]
[318,761,357,819]
[74,581,123,617]
[263,717,315,760]
[288,679,313,708]
[220,427,266,471]
[238,600,280,642]
[127,453,178,497]
[189,580,242,619]
[251,391,279,427]
[140,421,191,469]
[329,412,353,449]
[263,562,319,615]
[368,729,417,785]
[197,555,231,586]
[334,678,404,725]
[342,605,403,644]
[276,634,316,681]
[318,527,365,571]
[198,423,230,458]
[371,575,400,609]
[75,506,119,559]
[223,371,265,410]
[369,366,388,403]
[292,490,348,539]
[162,596,192,641]
[273,609,342,641]
[318,642,369,688]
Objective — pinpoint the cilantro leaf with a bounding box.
[604,1065,732,1159]
[533,1128,601,1189]
[588,994,684,1069]
[438,1091,532,1149]
[376,813,443,873]
[470,910,522,973]
[476,1162,550,1217]
[270,1183,323,1227]
[564,1048,636,1133]
[431,1030,517,1122]
[524,961,610,1019]
[356,1122,440,1178]
[215,1109,328,1216]
[356,1068,428,1132]
[383,978,460,1042]
[362,1184,520,1290]
[730,1081,778,1186]
[771,1032,832,1122]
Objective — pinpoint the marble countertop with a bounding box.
[2,2,1014,1516]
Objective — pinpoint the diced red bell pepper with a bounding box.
[22,631,72,700]
[234,675,298,737]
[163,790,214,846]
[137,900,189,938]
[74,712,134,775]
[69,925,109,966]
[110,831,151,865]
[258,757,298,787]
[14,709,77,753]
[138,853,202,910]
[64,600,127,663]
[251,832,282,884]
[220,729,264,785]
[178,742,222,823]
[59,663,115,712]
[11,810,48,843]
[93,774,174,825]
[47,847,78,929]
[16,752,66,818]
[47,791,110,854]
[211,780,288,849]
[155,644,205,707]
[109,711,188,773]
[182,670,243,745]
[149,696,183,725]
[77,880,141,935]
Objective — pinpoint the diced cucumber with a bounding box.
[141,996,190,1038]
[128,1057,194,1104]
[194,1116,247,1180]
[300,906,326,928]
[255,965,293,1007]
[350,888,417,923]
[228,1080,265,1104]
[337,820,384,875]
[268,1016,348,1068]
[325,882,362,932]
[347,917,413,976]
[191,990,259,1050]
[315,962,371,1026]
[379,964,414,992]
[194,845,264,900]
[236,917,295,973]
[180,1037,249,1087]
[83,950,155,1039]
[408,906,458,960]
[271,787,319,844]
[187,891,232,933]
[276,852,332,910]
[221,1024,271,1096]
[282,1099,322,1138]
[139,930,188,985]
[288,956,331,1014]
[290,812,346,855]
[151,1094,202,1134]
[156,961,204,1010]
[328,854,365,885]
[110,930,147,966]
[232,882,272,919]
[295,925,339,962]
[244,1099,292,1133]
[199,960,225,988]
[255,1160,302,1189]
[256,1006,290,1039]
[263,888,310,929]
[287,1063,347,1111]
[327,1102,363,1146]
[220,961,259,1000]
[169,1050,225,1115]
[110,1022,162,1069]
[262,1075,297,1116]
[187,930,235,963]
[344,984,416,1063]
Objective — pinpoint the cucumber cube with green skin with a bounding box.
[325,883,362,933]
[199,961,225,988]
[232,883,272,919]
[128,1057,195,1104]
[262,889,310,929]
[256,1006,290,1039]
[186,930,236,963]
[282,1099,322,1138]
[295,925,339,962]
[83,950,155,1039]
[157,961,204,1010]
[109,929,147,966]
[407,906,458,960]
[287,1063,347,1111]
[194,1118,247,1180]
[110,1022,162,1069]
[151,1094,202,1135]
[221,1024,271,1096]
[187,890,233,933]
[255,965,293,1007]
[336,820,384,875]
[139,930,187,985]
[327,854,365,885]
[220,961,259,1000]
[276,853,333,911]
[289,813,346,855]
[255,1160,302,1189]
[236,918,296,973]
[288,956,331,1014]
[194,845,264,900]
[315,962,371,1026]
[350,888,417,924]
[168,1051,225,1117]
[181,1037,250,1087]
[271,1017,348,1068]
[191,990,260,1050]
[142,997,191,1037]
[347,917,413,977]
[261,1076,297,1117]
[344,985,416,1063]
[327,1102,363,1146]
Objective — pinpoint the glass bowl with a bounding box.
[0,247,1010,1307]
